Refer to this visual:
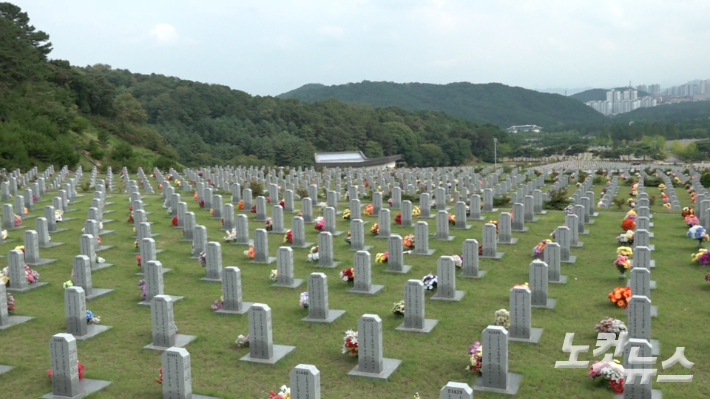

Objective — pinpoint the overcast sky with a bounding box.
[15,0,710,96]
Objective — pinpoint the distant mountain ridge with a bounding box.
[571,87,651,103]
[278,81,606,129]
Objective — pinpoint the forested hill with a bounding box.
[570,87,651,102]
[0,2,512,170]
[277,81,606,129]
[82,67,513,168]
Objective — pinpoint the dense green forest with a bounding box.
[278,81,606,129]
[0,3,516,170]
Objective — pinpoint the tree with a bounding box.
[0,3,52,85]
[418,144,447,166]
[113,93,147,125]
[364,141,384,158]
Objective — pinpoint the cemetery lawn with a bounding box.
[1,177,708,398]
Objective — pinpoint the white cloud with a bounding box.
[149,23,180,45]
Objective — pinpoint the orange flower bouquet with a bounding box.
[363,204,374,216]
[238,200,244,210]
[620,219,635,232]
[607,286,631,309]
[244,246,255,259]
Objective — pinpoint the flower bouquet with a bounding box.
[493,309,510,328]
[594,317,627,336]
[63,280,73,289]
[705,272,710,282]
[1,230,7,241]
[211,294,224,310]
[138,280,146,301]
[620,219,635,231]
[340,267,354,283]
[394,213,402,225]
[1,264,40,285]
[238,200,245,210]
[314,216,324,231]
[55,210,64,222]
[588,359,625,394]
[363,204,374,216]
[235,334,249,347]
[269,386,291,399]
[685,215,699,227]
[532,239,550,259]
[663,203,671,209]
[13,214,21,227]
[403,234,415,250]
[283,229,292,244]
[224,228,237,242]
[388,198,393,207]
[692,248,710,265]
[563,205,575,215]
[136,255,142,267]
[48,361,84,380]
[127,212,134,223]
[171,215,178,226]
[244,246,255,259]
[264,217,273,231]
[625,210,636,221]
[688,225,708,248]
[412,206,421,217]
[250,205,257,213]
[197,251,207,267]
[616,246,632,256]
[156,368,163,384]
[375,252,388,263]
[682,207,694,218]
[86,310,101,325]
[342,208,351,220]
[199,200,205,208]
[607,286,631,309]
[307,246,319,262]
[391,300,404,316]
[448,213,455,226]
[616,231,634,245]
[370,223,379,236]
[345,231,351,244]
[299,291,309,308]
[451,254,462,268]
[422,273,437,290]
[270,269,278,281]
[489,220,499,233]
[614,255,631,277]
[342,330,358,356]
[6,292,15,314]
[466,342,483,375]
[193,192,198,201]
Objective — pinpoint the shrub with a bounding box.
[249,181,264,196]
[701,174,710,189]
[493,195,510,207]
[543,188,572,210]
[612,197,626,210]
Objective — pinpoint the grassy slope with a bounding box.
[0,175,708,398]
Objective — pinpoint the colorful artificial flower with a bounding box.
[306,246,319,262]
[594,317,627,335]
[616,230,634,245]
[451,254,463,268]
[265,218,273,231]
[235,334,249,347]
[588,359,625,394]
[620,219,636,231]
[422,273,438,290]
[412,206,421,217]
[340,267,354,282]
[171,215,178,226]
[198,251,207,266]
[682,207,694,218]
[688,225,707,240]
[86,310,101,324]
[63,280,73,289]
[394,213,402,225]
[625,210,636,221]
[243,246,255,259]
[370,223,379,235]
[270,269,278,281]
[607,286,632,309]
[342,208,351,220]
[6,292,15,314]
[283,230,293,244]
[466,342,483,375]
[238,200,245,210]
[448,213,456,226]
[1,230,7,241]
[342,330,358,356]
[299,292,309,308]
[685,215,699,227]
[314,217,324,231]
[391,300,404,316]
[363,204,374,216]
[375,252,389,263]
[403,234,415,250]
[692,249,710,265]
[616,246,633,256]
[614,255,631,274]
[224,228,237,242]
[493,309,510,329]
[532,239,550,259]
[250,205,257,213]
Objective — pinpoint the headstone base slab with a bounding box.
[434,235,456,241]
[527,217,540,223]
[290,242,314,249]
[417,215,435,219]
[65,209,78,213]
[376,234,391,239]
[268,229,288,235]
[0,315,35,330]
[384,265,412,274]
[348,284,384,295]
[73,324,112,341]
[412,249,436,256]
[250,257,276,265]
[92,263,114,271]
[215,302,254,315]
[431,290,465,301]
[482,208,499,213]
[580,229,590,235]
[498,238,518,245]
[315,261,340,269]
[50,228,69,233]
[511,227,529,233]
[239,344,296,364]
[135,268,171,277]
[615,390,662,399]
[592,212,599,217]
[98,230,115,236]
[101,219,115,224]
[473,372,522,395]
[329,230,345,236]
[454,225,472,230]
[571,242,584,248]
[95,245,113,253]
[40,242,64,248]
[469,216,485,221]
[550,275,568,284]
[461,270,487,279]
[21,215,37,220]
[200,277,223,283]
[509,327,544,344]
[271,279,304,289]
[138,295,183,306]
[0,365,12,375]
[41,378,112,399]
[348,358,402,380]
[395,319,438,333]
[143,334,197,351]
[561,256,577,264]
[539,210,548,215]
[480,252,504,260]
[532,298,556,309]
[85,288,114,301]
[0,239,17,244]
[651,339,660,356]
[6,281,48,293]
[26,258,58,267]
[302,309,346,324]
[350,245,373,252]
[232,239,254,246]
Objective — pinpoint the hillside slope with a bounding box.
[278,81,606,128]
[571,87,651,102]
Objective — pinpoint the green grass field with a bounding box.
[1,175,708,398]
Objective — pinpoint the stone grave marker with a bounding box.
[240,304,296,364]
[36,218,63,248]
[316,231,338,268]
[543,242,567,284]
[498,212,517,245]
[574,205,589,235]
[419,193,432,218]
[270,205,288,234]
[556,226,576,263]
[396,279,437,333]
[473,326,522,394]
[347,314,402,380]
[627,295,660,356]
[24,229,57,266]
[440,382,474,399]
[216,267,253,315]
[234,214,252,245]
[565,214,583,248]
[202,242,223,282]
[511,203,528,232]
[272,247,303,289]
[461,239,486,278]
[631,245,656,270]
[454,201,471,230]
[376,209,391,238]
[628,267,658,318]
[255,196,267,221]
[302,273,345,323]
[289,364,321,399]
[251,228,276,264]
[143,295,196,351]
[634,229,655,251]
[530,260,555,308]
[349,251,384,295]
[431,256,465,301]
[480,223,503,259]
[42,334,111,398]
[0,281,34,330]
[412,221,435,255]
[384,235,412,274]
[508,286,543,344]
[434,210,455,241]
[621,338,662,398]
[191,226,207,258]
[290,217,312,248]
[401,200,413,227]
[73,255,113,301]
[64,286,111,340]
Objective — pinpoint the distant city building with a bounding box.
[314,151,402,169]
[585,88,655,116]
[506,125,542,133]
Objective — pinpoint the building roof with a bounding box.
[314,151,401,167]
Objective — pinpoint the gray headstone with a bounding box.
[162,347,193,399]
[509,287,532,340]
[479,326,510,390]
[401,200,413,227]
[248,304,274,360]
[49,334,80,397]
[253,229,270,262]
[151,295,177,348]
[357,314,384,373]
[72,255,93,298]
[627,296,652,341]
[290,364,321,399]
[204,242,223,281]
[192,225,207,257]
[64,286,87,337]
[413,221,432,255]
[183,212,195,241]
[317,232,336,268]
[440,382,474,399]
[461,239,484,278]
